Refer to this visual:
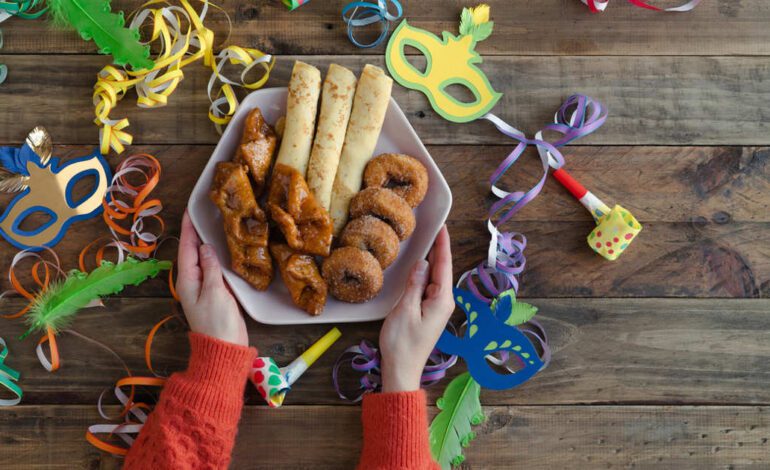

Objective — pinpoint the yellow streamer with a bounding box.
[93,0,275,155]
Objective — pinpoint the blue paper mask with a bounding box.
[0,127,111,251]
[436,288,545,390]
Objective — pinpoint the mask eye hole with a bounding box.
[485,349,527,374]
[11,206,57,236]
[403,45,428,75]
[441,82,480,105]
[65,169,99,208]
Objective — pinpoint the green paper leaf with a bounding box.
[472,21,494,42]
[24,258,172,337]
[458,8,473,36]
[47,0,153,70]
[429,372,486,469]
[503,300,538,327]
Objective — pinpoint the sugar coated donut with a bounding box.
[349,187,415,241]
[363,153,428,208]
[322,246,384,303]
[339,216,400,269]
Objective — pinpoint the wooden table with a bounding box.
[1,1,769,468]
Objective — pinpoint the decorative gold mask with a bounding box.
[0,128,111,250]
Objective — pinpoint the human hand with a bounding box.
[176,210,248,347]
[379,226,454,392]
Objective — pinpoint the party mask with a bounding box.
[385,5,501,123]
[436,288,546,390]
[0,127,111,250]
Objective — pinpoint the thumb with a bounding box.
[199,244,225,293]
[395,259,430,315]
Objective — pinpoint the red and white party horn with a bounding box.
[548,158,641,261]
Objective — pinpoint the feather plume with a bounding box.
[46,0,154,70]
[429,372,486,469]
[459,4,494,42]
[0,167,29,193]
[22,258,172,338]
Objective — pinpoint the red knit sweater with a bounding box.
[124,333,439,469]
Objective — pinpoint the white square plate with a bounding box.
[188,87,452,325]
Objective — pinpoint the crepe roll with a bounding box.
[275,61,322,176]
[329,64,393,234]
[306,64,357,210]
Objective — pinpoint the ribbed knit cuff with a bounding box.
[359,390,436,468]
[162,333,257,423]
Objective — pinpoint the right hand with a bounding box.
[379,226,455,392]
[176,211,248,347]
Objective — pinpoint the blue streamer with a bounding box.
[341,0,403,49]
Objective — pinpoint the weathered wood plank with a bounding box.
[1,145,767,299]
[0,0,768,56]
[2,55,770,146]
[1,298,768,406]
[0,405,767,469]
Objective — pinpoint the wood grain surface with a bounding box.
[0,1,768,469]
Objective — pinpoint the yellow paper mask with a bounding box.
[0,128,111,250]
[385,5,501,123]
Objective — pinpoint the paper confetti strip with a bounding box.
[581,0,701,12]
[0,337,22,406]
[93,0,274,155]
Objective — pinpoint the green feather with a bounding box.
[491,289,538,326]
[429,372,486,469]
[22,258,172,338]
[46,0,153,70]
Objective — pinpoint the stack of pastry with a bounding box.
[211,60,429,315]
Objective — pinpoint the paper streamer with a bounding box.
[342,0,403,48]
[93,0,274,154]
[0,337,22,406]
[252,328,341,408]
[101,153,164,258]
[582,0,700,12]
[332,340,457,402]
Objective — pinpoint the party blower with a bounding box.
[251,328,341,408]
[547,157,641,261]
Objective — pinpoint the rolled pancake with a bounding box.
[329,64,393,234]
[306,64,357,210]
[275,61,322,176]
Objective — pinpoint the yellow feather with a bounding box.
[471,4,490,25]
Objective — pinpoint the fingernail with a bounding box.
[415,259,429,276]
[200,244,214,259]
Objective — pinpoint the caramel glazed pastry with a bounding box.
[209,161,272,290]
[324,154,428,303]
[271,243,327,316]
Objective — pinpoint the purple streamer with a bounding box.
[332,340,457,402]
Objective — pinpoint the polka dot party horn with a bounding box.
[251,328,341,408]
[550,166,641,261]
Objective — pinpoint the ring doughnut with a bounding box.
[339,215,400,269]
[349,187,415,241]
[364,153,428,208]
[322,247,384,303]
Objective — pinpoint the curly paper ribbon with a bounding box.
[342,0,403,48]
[93,0,274,154]
[582,0,700,12]
[332,340,457,402]
[458,95,607,302]
[102,153,164,257]
[0,337,22,406]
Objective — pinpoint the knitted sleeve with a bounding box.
[123,332,256,470]
[357,390,440,470]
